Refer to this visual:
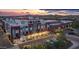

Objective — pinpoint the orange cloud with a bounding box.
[0,9,48,16]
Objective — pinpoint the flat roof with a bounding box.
[2,19,28,27]
[44,20,58,23]
[49,23,61,26]
[60,20,73,23]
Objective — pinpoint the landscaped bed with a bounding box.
[23,30,73,49]
[23,39,72,49]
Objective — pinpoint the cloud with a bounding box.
[0,9,48,16]
[0,9,79,16]
[48,10,70,16]
[47,10,79,16]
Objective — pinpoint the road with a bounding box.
[66,34,79,49]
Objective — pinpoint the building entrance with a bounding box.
[11,26,20,39]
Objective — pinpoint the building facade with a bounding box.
[0,16,73,45]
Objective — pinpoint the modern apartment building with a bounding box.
[0,16,73,45]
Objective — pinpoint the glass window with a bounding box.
[22,26,28,32]
[26,27,28,31]
[21,21,25,24]
[29,21,32,23]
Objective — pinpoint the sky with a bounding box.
[0,9,48,16]
[0,9,79,16]
[42,9,79,16]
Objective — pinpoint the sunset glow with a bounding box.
[0,9,48,16]
[0,9,79,16]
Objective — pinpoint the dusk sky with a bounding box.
[0,9,79,16]
[43,9,79,15]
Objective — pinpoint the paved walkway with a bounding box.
[0,27,13,48]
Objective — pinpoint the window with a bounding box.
[29,21,32,23]
[21,21,25,24]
